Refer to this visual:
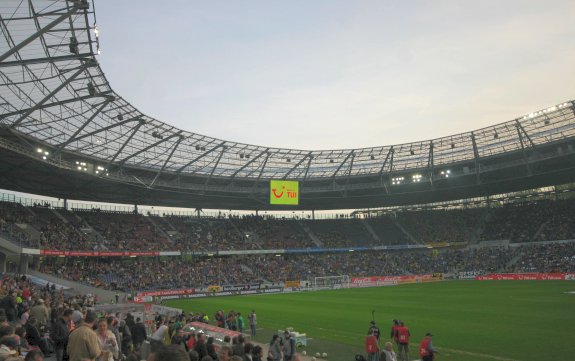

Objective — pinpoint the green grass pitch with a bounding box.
[165,281,575,361]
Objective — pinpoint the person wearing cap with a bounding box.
[419,333,438,361]
[67,310,101,361]
[30,299,50,328]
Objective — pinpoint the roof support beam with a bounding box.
[54,98,112,153]
[106,120,145,166]
[515,120,536,148]
[283,153,312,179]
[176,141,226,174]
[0,92,112,121]
[302,155,313,181]
[230,148,269,179]
[203,146,227,189]
[470,132,481,184]
[427,141,434,185]
[150,135,184,187]
[246,152,271,182]
[56,116,140,145]
[0,54,92,68]
[117,131,183,166]
[379,147,394,175]
[9,61,95,128]
[331,151,355,178]
[515,121,533,175]
[0,4,84,63]
[344,153,356,188]
[379,147,394,185]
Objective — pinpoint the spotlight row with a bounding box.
[391,170,452,185]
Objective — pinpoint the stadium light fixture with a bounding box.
[440,170,451,178]
[412,174,422,183]
[391,176,404,185]
[42,156,46,160]
[36,148,42,153]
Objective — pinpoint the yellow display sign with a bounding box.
[270,180,299,205]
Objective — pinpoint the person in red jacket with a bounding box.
[419,333,438,361]
[390,320,400,345]
[365,329,379,361]
[396,321,410,361]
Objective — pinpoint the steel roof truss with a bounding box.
[150,135,184,187]
[0,5,80,63]
[10,61,94,128]
[283,152,312,179]
[176,141,226,174]
[106,120,145,165]
[118,131,182,166]
[331,150,355,178]
[230,148,269,178]
[54,97,111,152]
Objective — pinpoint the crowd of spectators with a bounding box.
[2,198,575,252]
[35,241,575,292]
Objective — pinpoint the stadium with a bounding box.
[0,1,574,361]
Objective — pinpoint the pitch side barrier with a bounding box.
[475,272,575,281]
[131,275,444,302]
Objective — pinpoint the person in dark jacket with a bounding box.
[51,309,73,361]
[120,320,133,356]
[25,317,51,355]
[193,332,208,360]
[206,336,218,360]
[131,317,147,351]
[252,345,263,361]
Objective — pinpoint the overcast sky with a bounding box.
[95,0,575,150]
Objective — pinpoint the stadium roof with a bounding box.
[1,0,575,210]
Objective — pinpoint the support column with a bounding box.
[18,254,29,274]
[0,252,6,273]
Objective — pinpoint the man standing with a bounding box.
[396,321,410,361]
[419,333,438,361]
[282,331,295,361]
[30,299,49,328]
[248,310,257,337]
[237,312,245,333]
[368,321,380,341]
[131,317,147,351]
[365,329,379,361]
[51,309,73,361]
[67,310,101,361]
[390,320,399,345]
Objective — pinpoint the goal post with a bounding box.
[313,275,350,290]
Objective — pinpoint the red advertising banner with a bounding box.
[137,288,196,297]
[350,274,438,287]
[40,250,160,257]
[475,273,575,281]
[187,322,242,339]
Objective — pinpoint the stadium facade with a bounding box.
[1,0,575,211]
